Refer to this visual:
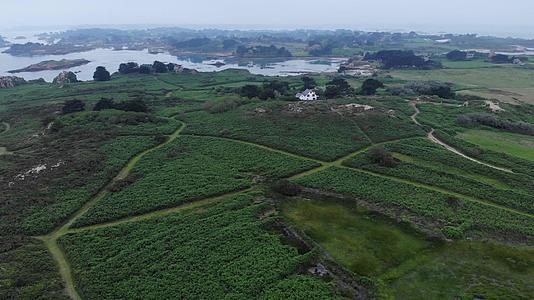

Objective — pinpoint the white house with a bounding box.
[296,89,318,101]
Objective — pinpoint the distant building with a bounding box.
[296,89,318,101]
[465,52,476,59]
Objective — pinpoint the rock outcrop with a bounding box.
[53,71,79,86]
[0,76,26,88]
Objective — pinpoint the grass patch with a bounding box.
[293,167,534,240]
[281,198,432,276]
[458,129,534,162]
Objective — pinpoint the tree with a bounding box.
[360,79,384,95]
[93,98,115,111]
[325,77,354,98]
[61,100,85,114]
[446,50,467,61]
[118,62,139,74]
[138,64,152,74]
[93,66,111,81]
[302,76,317,90]
[367,147,397,167]
[239,85,260,99]
[152,61,168,73]
[324,85,340,99]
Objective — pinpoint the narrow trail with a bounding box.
[38,107,529,300]
[341,166,533,219]
[1,121,10,134]
[409,102,514,173]
[69,187,253,234]
[37,123,185,300]
[0,122,13,155]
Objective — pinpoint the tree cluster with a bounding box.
[360,79,384,95]
[324,77,355,99]
[235,45,292,58]
[402,81,455,99]
[238,80,290,100]
[365,50,441,69]
[93,66,111,81]
[61,99,86,114]
[307,40,334,56]
[457,113,534,136]
[118,61,176,75]
[367,147,398,168]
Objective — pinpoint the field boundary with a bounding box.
[37,110,531,300]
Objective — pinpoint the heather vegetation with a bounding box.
[2,30,534,299]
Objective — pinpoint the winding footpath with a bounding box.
[0,122,12,155]
[1,121,10,134]
[37,123,186,300]
[38,109,532,300]
[410,101,514,173]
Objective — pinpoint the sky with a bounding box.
[1,0,534,38]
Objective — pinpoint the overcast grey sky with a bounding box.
[2,0,534,37]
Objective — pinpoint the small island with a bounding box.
[8,59,90,73]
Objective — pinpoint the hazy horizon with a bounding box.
[1,0,534,39]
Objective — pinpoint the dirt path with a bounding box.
[37,112,526,300]
[410,102,514,173]
[0,122,13,155]
[37,123,186,300]
[1,121,10,134]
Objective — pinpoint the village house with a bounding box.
[296,89,319,101]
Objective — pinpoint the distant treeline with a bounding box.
[235,45,292,58]
[364,50,442,69]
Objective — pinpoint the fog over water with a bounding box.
[1,0,534,38]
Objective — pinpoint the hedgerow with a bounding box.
[73,135,319,227]
[344,152,534,214]
[60,193,338,299]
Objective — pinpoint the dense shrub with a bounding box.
[405,81,455,98]
[61,99,85,114]
[325,77,355,99]
[360,79,384,95]
[93,98,148,113]
[457,113,534,136]
[367,147,397,167]
[272,179,302,196]
[93,66,111,81]
[118,62,140,74]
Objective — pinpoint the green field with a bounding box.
[389,66,534,104]
[281,199,432,276]
[458,129,534,161]
[1,66,533,299]
[281,198,534,299]
[293,166,534,240]
[61,193,339,299]
[73,135,318,227]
